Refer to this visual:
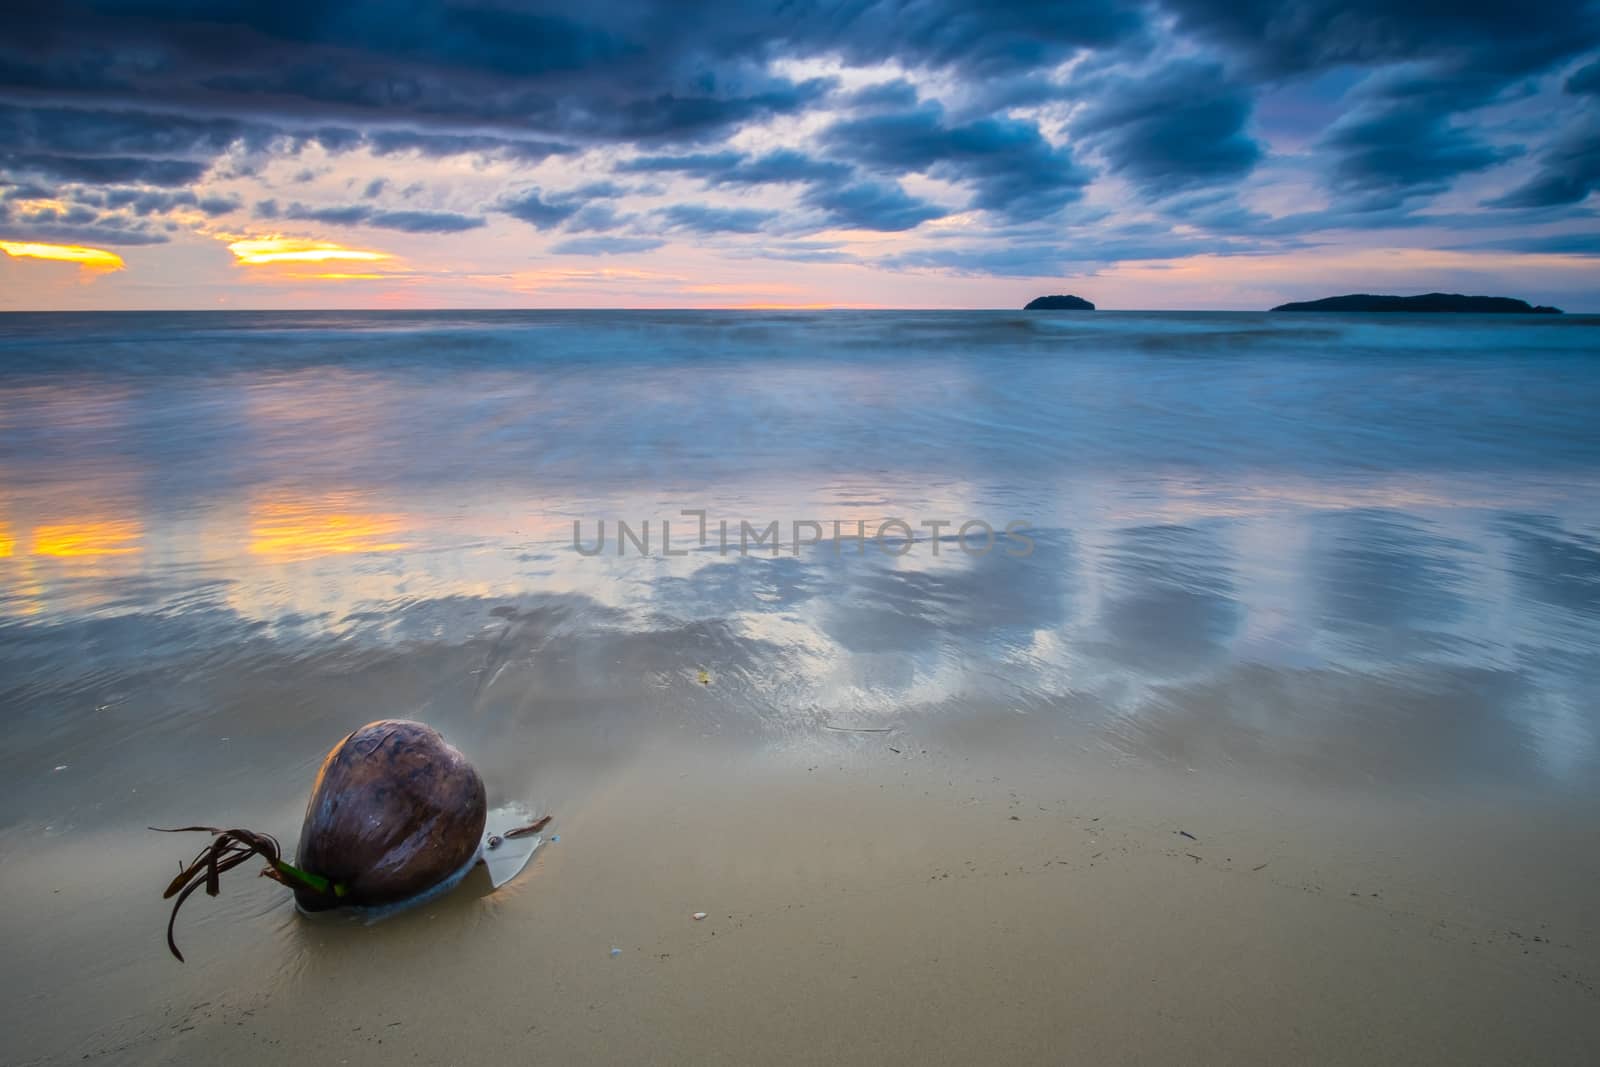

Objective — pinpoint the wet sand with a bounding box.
[5,724,1597,1066]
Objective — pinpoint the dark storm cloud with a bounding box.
[1485,117,1600,208]
[190,58,833,144]
[11,202,97,226]
[1159,0,1597,79]
[745,240,858,264]
[619,149,851,187]
[819,102,1091,222]
[800,180,946,232]
[0,181,52,200]
[7,180,244,239]
[1569,59,1600,95]
[720,150,853,186]
[0,1,1143,127]
[278,200,486,232]
[497,182,626,230]
[2,214,172,245]
[365,209,485,233]
[658,204,776,234]
[1159,1,1599,205]
[618,152,743,177]
[1159,3,1596,209]
[1071,62,1260,194]
[284,202,372,225]
[0,102,268,193]
[1312,61,1532,206]
[560,203,631,233]
[880,228,1266,276]
[0,104,270,157]
[1447,232,1600,255]
[497,188,581,229]
[548,235,664,255]
[1320,102,1519,206]
[0,101,573,208]
[84,188,240,216]
[841,79,921,111]
[362,129,569,161]
[0,2,837,146]
[880,245,1085,277]
[0,152,210,186]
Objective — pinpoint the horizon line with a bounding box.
[1,304,1590,315]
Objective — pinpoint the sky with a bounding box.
[0,0,1597,311]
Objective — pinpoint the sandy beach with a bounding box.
[6,722,1598,1065]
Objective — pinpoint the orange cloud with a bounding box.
[228,237,392,266]
[0,241,125,272]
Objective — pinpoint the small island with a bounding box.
[1024,294,1095,310]
[1271,293,1562,314]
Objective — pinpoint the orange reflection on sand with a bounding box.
[31,519,143,557]
[249,495,410,562]
[0,522,13,558]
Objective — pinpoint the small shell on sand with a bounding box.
[692,912,708,921]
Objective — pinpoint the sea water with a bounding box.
[2,309,1598,828]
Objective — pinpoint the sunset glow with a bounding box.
[227,238,393,266]
[0,241,125,272]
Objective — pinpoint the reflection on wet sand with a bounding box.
[1309,509,1469,655]
[1,484,1597,787]
[1093,523,1239,677]
[31,518,143,558]
[1501,515,1600,618]
[248,494,410,562]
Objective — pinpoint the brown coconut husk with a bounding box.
[155,720,488,960]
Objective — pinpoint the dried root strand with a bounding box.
[505,814,552,838]
[150,826,288,962]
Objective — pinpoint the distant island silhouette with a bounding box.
[1271,293,1563,314]
[1024,294,1095,310]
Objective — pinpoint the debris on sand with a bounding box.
[153,720,549,962]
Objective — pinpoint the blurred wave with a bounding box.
[2,309,1598,834]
